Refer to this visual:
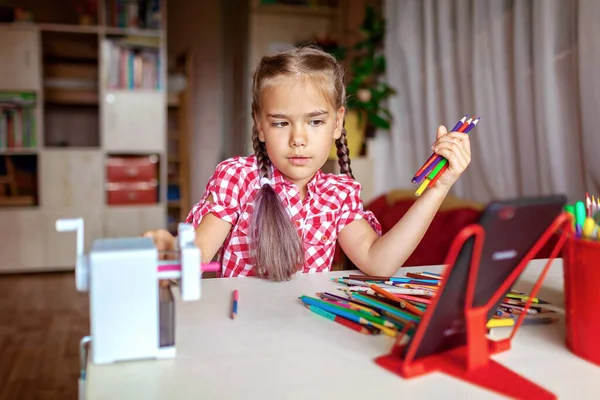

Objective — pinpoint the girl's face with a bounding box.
[255,76,344,194]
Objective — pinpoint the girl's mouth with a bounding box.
[288,156,311,166]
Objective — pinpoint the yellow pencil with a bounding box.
[415,178,429,196]
[487,318,515,328]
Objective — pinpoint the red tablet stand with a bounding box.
[374,212,573,400]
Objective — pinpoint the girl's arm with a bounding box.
[143,195,232,263]
[194,212,232,263]
[338,185,451,276]
[338,125,471,276]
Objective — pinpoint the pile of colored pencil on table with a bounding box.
[299,270,560,337]
[412,114,480,196]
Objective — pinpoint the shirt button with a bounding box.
[321,235,328,242]
[295,220,301,227]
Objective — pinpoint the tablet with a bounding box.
[405,194,567,360]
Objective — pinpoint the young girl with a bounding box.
[145,45,472,281]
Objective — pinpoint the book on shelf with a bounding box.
[104,37,161,90]
[106,0,162,30]
[0,92,37,151]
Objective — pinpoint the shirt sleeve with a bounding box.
[186,159,244,229]
[337,180,383,235]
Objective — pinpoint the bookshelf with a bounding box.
[0,0,168,273]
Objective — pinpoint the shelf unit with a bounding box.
[166,51,192,235]
[0,0,168,273]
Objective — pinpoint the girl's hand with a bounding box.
[142,229,177,260]
[142,229,177,288]
[431,125,471,190]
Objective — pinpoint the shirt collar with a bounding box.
[268,162,323,196]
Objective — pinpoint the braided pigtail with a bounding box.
[249,124,304,281]
[335,126,354,179]
[336,124,358,271]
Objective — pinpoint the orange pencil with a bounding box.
[369,284,424,317]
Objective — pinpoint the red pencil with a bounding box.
[427,165,447,188]
[396,294,432,305]
[304,305,373,335]
[333,314,374,335]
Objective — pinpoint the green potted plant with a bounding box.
[327,4,396,159]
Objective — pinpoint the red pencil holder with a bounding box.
[563,235,600,367]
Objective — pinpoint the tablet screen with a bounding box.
[406,194,566,361]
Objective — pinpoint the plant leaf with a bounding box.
[368,113,391,130]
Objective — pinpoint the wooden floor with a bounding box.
[0,272,88,400]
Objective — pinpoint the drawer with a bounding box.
[106,155,158,182]
[106,181,158,205]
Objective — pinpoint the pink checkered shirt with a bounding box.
[186,155,382,278]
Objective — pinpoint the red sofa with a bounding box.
[364,190,483,266]
[334,190,559,269]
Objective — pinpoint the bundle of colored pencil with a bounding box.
[564,193,600,240]
[299,270,559,337]
[412,114,480,196]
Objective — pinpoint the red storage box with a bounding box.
[563,236,600,367]
[106,181,158,205]
[106,155,158,182]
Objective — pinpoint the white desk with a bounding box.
[87,259,600,399]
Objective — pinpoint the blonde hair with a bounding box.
[250,45,353,281]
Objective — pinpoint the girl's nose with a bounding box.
[290,127,307,147]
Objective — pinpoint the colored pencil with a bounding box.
[304,305,374,335]
[346,274,394,282]
[350,293,421,324]
[487,316,559,328]
[412,114,468,182]
[299,295,397,329]
[396,293,432,305]
[231,289,238,319]
[389,277,440,284]
[413,116,474,184]
[369,284,425,317]
[424,117,478,185]
[322,297,381,317]
[414,115,480,195]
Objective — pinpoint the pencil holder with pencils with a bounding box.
[562,234,600,367]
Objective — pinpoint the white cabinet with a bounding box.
[18,210,45,269]
[40,150,104,209]
[0,28,41,91]
[101,91,166,153]
[0,211,44,272]
[103,205,166,238]
[0,212,24,271]
[0,210,103,271]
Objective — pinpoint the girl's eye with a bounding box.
[272,121,288,128]
[309,120,324,127]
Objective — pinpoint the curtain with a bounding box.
[377,0,599,204]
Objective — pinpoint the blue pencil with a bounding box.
[231,289,238,319]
